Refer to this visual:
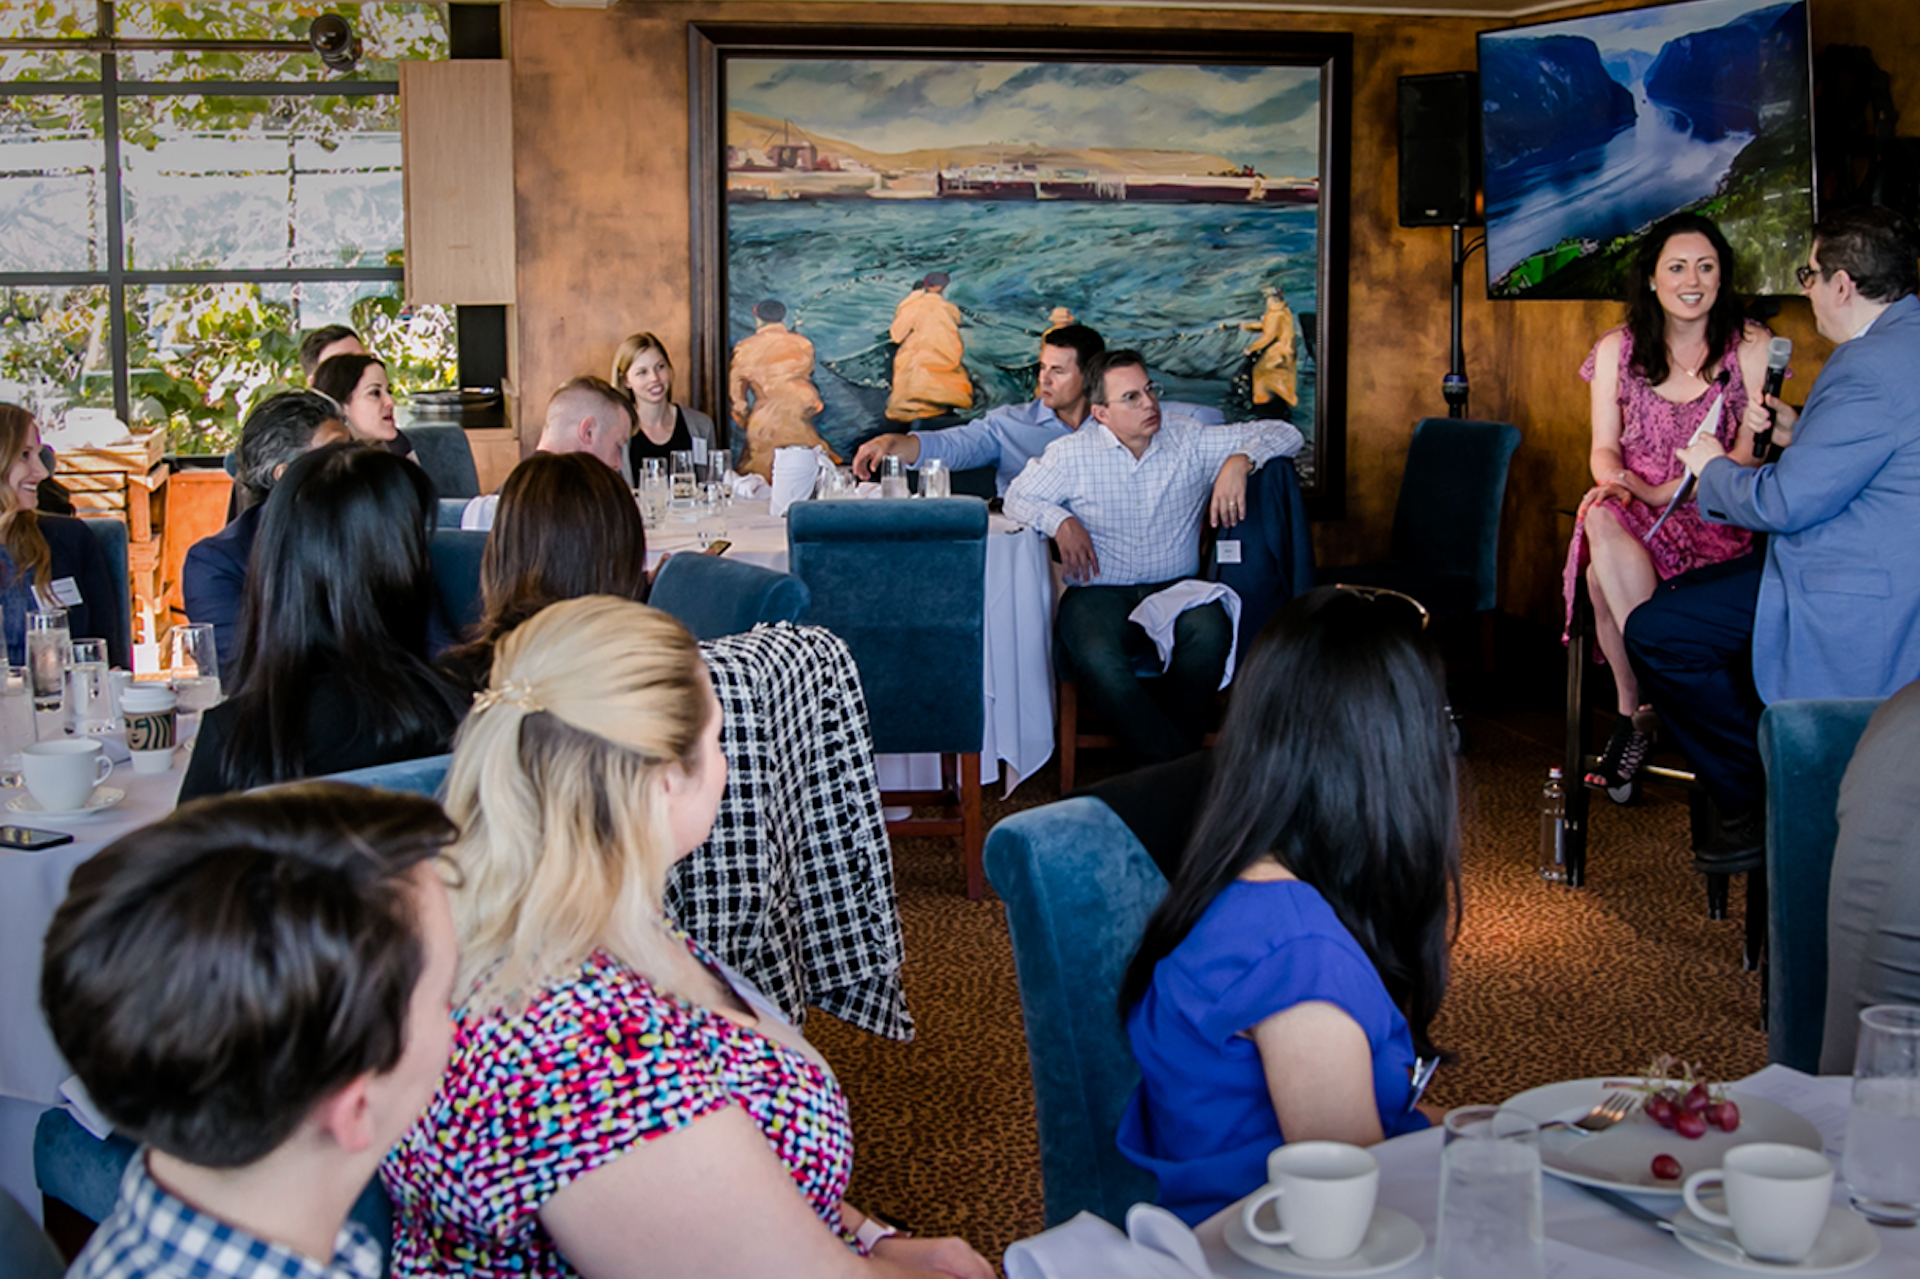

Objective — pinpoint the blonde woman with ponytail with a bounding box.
[383,597,989,1279]
[0,404,127,668]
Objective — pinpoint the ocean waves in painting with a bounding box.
[727,200,1319,461]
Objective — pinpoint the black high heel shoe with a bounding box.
[1585,714,1654,791]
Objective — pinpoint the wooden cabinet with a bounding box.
[401,60,516,305]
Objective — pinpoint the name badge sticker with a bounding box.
[692,437,709,465]
[49,577,83,607]
[1215,541,1243,565]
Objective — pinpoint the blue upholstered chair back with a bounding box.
[436,497,471,529]
[80,517,132,664]
[407,423,481,499]
[34,1110,395,1272]
[985,796,1166,1226]
[1213,457,1316,658]
[649,552,810,640]
[787,498,987,756]
[429,529,487,635]
[322,752,453,799]
[1758,698,1883,1072]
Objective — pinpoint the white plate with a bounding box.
[1223,1204,1424,1276]
[1670,1205,1880,1274]
[7,785,125,817]
[1502,1078,1823,1195]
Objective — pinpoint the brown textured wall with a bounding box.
[505,0,1918,630]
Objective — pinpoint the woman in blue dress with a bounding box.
[1117,585,1460,1225]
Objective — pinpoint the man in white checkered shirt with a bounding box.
[44,787,460,1279]
[1005,350,1303,762]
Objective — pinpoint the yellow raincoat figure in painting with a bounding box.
[1242,284,1299,417]
[886,272,973,423]
[728,300,834,478]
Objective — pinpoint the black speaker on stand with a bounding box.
[1399,72,1486,418]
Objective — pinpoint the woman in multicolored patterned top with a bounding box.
[381,596,989,1279]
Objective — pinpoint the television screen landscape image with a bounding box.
[1478,0,1813,300]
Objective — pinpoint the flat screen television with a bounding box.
[1477,0,1812,300]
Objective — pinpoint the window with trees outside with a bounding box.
[0,2,454,454]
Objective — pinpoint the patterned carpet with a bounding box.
[806,705,1767,1265]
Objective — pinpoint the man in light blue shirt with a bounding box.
[853,324,1227,495]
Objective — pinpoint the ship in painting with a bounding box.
[725,113,1318,206]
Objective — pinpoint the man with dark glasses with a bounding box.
[1625,205,1920,873]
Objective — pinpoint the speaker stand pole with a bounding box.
[1445,223,1485,419]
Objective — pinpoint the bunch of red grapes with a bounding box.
[1625,1056,1742,1180]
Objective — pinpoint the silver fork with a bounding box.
[1540,1091,1638,1137]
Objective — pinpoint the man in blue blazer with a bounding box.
[1627,205,1920,872]
[182,392,347,679]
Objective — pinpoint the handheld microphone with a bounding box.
[1756,336,1791,458]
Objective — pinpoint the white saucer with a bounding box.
[1223,1204,1424,1275]
[1669,1206,1880,1274]
[7,785,125,817]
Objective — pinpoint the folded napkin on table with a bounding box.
[1128,581,1244,689]
[1003,1205,1214,1279]
[769,447,821,517]
[730,471,770,501]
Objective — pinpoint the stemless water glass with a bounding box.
[1843,1004,1920,1225]
[669,449,697,507]
[26,609,70,713]
[64,638,114,737]
[638,457,668,529]
[1434,1107,1545,1279]
[168,623,223,743]
[696,482,729,549]
[706,448,732,485]
[0,666,35,772]
[880,454,909,500]
[919,457,952,499]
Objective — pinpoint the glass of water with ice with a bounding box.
[26,608,70,713]
[168,623,223,744]
[1844,1004,1920,1225]
[1434,1106,1544,1279]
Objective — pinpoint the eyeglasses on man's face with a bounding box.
[1331,583,1431,631]
[1795,263,1826,292]
[1112,381,1163,410]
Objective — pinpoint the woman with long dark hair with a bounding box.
[0,404,126,668]
[436,451,649,696]
[178,443,462,801]
[1565,212,1771,790]
[1116,586,1460,1225]
[313,351,414,459]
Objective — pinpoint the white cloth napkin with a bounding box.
[59,1075,115,1140]
[730,472,771,501]
[769,447,820,517]
[1003,1206,1215,1279]
[1128,581,1244,689]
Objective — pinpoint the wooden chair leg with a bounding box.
[961,752,985,900]
[1058,678,1079,794]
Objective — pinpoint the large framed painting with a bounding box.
[1478,0,1813,300]
[688,25,1352,515]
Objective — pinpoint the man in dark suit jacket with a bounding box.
[182,392,347,679]
[1628,206,1920,871]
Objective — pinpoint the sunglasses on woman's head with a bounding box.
[1330,584,1431,631]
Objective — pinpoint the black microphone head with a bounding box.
[1767,335,1793,371]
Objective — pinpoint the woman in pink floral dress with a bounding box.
[1565,213,1773,789]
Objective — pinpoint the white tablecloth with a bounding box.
[650,499,1057,793]
[0,747,186,1219]
[1190,1066,1917,1279]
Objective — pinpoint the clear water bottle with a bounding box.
[1539,767,1566,883]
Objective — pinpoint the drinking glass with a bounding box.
[0,666,34,772]
[706,449,732,485]
[1434,1107,1544,1279]
[919,457,951,499]
[1843,1004,1920,1225]
[26,609,70,713]
[696,481,729,549]
[880,454,909,500]
[669,449,697,508]
[168,623,223,743]
[638,457,668,529]
[815,465,855,500]
[64,638,114,737]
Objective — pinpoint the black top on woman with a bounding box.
[179,443,462,801]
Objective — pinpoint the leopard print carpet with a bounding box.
[806,710,1767,1267]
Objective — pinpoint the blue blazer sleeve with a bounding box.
[37,514,129,670]
[181,511,256,683]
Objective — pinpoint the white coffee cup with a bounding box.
[1683,1143,1834,1263]
[1240,1141,1379,1259]
[17,739,113,812]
